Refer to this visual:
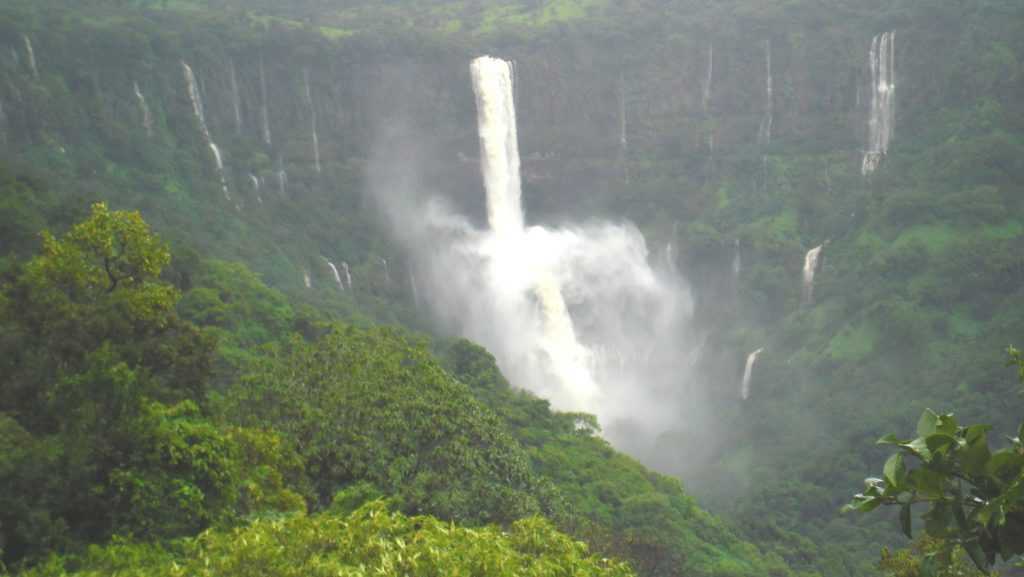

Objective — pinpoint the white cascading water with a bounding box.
[703,43,716,155]
[740,348,764,400]
[379,257,391,284]
[229,59,242,134]
[259,57,272,147]
[341,262,353,289]
[276,168,287,197]
[388,56,694,437]
[303,68,322,174]
[862,31,895,175]
[248,174,263,205]
[732,239,742,280]
[23,35,38,78]
[182,62,230,200]
[802,244,824,305]
[410,272,420,309]
[303,270,312,289]
[133,82,153,137]
[323,258,345,291]
[757,40,773,147]
[702,43,713,115]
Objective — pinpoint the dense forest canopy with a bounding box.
[0,0,1022,575]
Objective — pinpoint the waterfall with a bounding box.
[259,57,272,146]
[341,262,353,290]
[322,258,345,291]
[229,59,243,134]
[379,257,391,284]
[133,82,153,137]
[472,57,525,237]
[182,62,230,200]
[619,71,628,150]
[303,269,312,289]
[802,244,824,305]
[758,40,773,147]
[410,272,420,309]
[862,31,895,175]
[303,68,322,173]
[740,348,764,400]
[248,173,262,204]
[276,169,287,197]
[23,35,38,78]
[702,43,713,115]
[471,55,601,413]
[732,239,742,279]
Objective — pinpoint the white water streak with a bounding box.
[802,245,824,305]
[304,68,321,173]
[229,59,243,134]
[758,40,773,147]
[259,57,272,147]
[133,82,153,137]
[182,62,229,200]
[23,35,37,78]
[862,32,895,175]
[741,348,764,400]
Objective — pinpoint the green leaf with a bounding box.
[908,468,946,498]
[917,410,939,437]
[884,453,907,488]
[960,430,992,476]
[963,540,990,573]
[924,433,957,456]
[877,433,905,446]
[899,502,912,539]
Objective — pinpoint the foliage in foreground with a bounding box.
[20,502,635,577]
[845,404,1024,573]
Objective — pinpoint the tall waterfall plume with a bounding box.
[802,244,824,305]
[380,56,694,444]
[758,40,774,147]
[862,31,895,175]
[740,348,764,400]
[303,68,322,173]
[229,59,243,134]
[133,82,153,137]
[23,35,38,78]
[182,61,229,200]
[259,57,272,147]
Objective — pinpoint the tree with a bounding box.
[844,405,1024,574]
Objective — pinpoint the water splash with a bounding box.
[23,35,37,78]
[802,244,824,305]
[740,348,764,400]
[133,82,153,137]
[182,61,229,200]
[386,56,694,437]
[862,31,895,175]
